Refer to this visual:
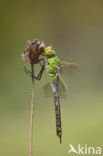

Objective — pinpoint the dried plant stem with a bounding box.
[30,62,34,156]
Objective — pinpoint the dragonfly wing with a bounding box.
[59,60,78,74]
[43,81,53,98]
[58,72,68,98]
[43,60,78,98]
[58,60,78,84]
[43,74,68,99]
[60,60,78,67]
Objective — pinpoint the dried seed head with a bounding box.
[22,39,45,62]
[22,50,30,62]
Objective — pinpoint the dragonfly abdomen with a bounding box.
[45,54,62,143]
[54,91,62,143]
[51,81,62,143]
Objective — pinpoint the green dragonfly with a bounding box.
[22,40,78,143]
[43,46,78,143]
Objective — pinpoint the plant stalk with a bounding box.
[30,62,34,156]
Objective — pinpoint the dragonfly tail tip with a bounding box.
[59,137,62,144]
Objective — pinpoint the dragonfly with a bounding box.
[43,46,78,143]
[22,40,78,143]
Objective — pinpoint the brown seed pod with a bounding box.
[22,39,45,63]
[22,50,30,62]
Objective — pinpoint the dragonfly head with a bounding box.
[44,46,56,57]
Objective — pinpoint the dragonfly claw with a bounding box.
[24,67,40,80]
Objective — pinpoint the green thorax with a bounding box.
[47,56,60,83]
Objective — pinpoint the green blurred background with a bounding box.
[0,0,103,155]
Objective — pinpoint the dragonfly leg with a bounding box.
[39,60,42,67]
[35,64,45,80]
[24,63,45,81]
[24,66,32,77]
[24,67,38,80]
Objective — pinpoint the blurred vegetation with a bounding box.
[0,0,103,156]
